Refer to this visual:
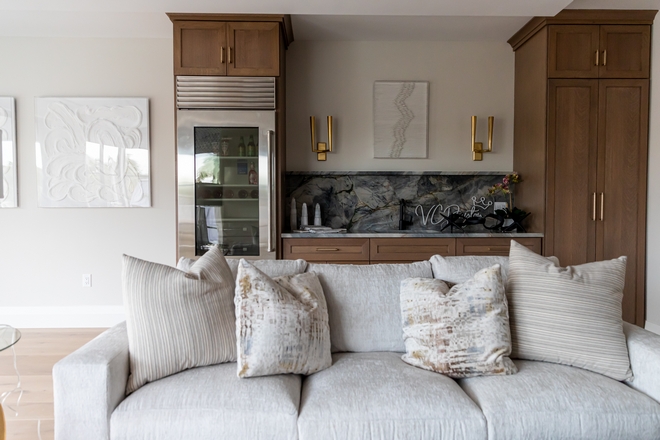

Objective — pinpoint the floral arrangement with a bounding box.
[488,172,520,209]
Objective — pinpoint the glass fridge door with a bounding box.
[194,127,262,256]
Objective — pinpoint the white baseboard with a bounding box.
[0,306,125,328]
[645,321,660,335]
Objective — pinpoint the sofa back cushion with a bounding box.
[178,257,307,279]
[308,262,432,353]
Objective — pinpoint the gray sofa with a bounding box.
[53,258,660,440]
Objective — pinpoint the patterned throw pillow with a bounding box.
[400,265,517,378]
[235,259,331,378]
[123,246,236,394]
[507,240,632,381]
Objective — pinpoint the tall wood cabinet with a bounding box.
[168,14,294,259]
[509,9,656,326]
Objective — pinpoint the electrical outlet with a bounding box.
[494,202,508,211]
[82,274,92,288]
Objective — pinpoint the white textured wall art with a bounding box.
[0,97,17,208]
[35,97,150,208]
[374,81,429,159]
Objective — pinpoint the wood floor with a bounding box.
[0,329,106,440]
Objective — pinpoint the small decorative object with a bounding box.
[374,81,428,158]
[224,189,234,199]
[238,189,248,199]
[248,162,258,185]
[238,136,246,157]
[250,189,258,199]
[220,138,230,156]
[36,97,151,208]
[236,161,247,175]
[314,203,322,226]
[471,116,494,161]
[0,97,17,208]
[487,173,528,232]
[247,135,256,157]
[300,203,309,227]
[290,198,297,231]
[309,116,333,161]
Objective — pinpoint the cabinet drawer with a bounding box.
[282,238,369,262]
[370,238,455,262]
[456,238,542,256]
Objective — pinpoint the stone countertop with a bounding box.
[281,232,544,238]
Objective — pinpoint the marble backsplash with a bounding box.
[285,172,511,233]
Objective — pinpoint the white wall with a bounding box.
[0,37,175,327]
[286,40,515,172]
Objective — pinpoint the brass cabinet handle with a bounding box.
[592,193,597,221]
[595,50,599,66]
[603,50,607,66]
[228,47,233,64]
[220,46,225,64]
[600,193,604,221]
[316,248,340,252]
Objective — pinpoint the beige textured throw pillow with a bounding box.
[400,265,517,378]
[507,240,632,381]
[123,246,236,394]
[235,259,331,378]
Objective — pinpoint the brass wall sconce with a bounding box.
[310,116,333,161]
[471,116,494,161]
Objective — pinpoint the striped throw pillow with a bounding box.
[123,246,236,394]
[507,240,632,381]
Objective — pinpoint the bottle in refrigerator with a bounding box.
[238,136,246,157]
[248,162,258,185]
[247,135,256,156]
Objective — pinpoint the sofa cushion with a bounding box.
[431,255,510,285]
[308,262,432,352]
[178,257,308,279]
[123,246,236,394]
[110,362,300,440]
[235,260,331,378]
[298,352,487,440]
[400,266,517,378]
[459,360,660,440]
[507,241,631,380]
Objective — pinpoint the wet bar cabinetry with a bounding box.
[509,9,656,326]
[283,237,543,264]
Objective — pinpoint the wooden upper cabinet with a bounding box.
[548,24,650,79]
[174,21,228,76]
[599,26,650,78]
[172,19,281,76]
[227,22,280,76]
[548,25,600,78]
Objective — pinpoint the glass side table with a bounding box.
[0,325,21,440]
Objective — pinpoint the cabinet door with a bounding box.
[546,80,599,265]
[548,25,600,78]
[455,238,542,256]
[370,238,455,262]
[599,26,650,79]
[227,22,280,77]
[597,80,649,325]
[174,21,227,76]
[282,238,369,262]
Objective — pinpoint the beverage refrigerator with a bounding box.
[176,76,277,259]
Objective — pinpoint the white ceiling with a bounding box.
[0,0,655,41]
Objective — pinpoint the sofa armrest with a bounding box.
[623,322,660,403]
[53,322,129,440]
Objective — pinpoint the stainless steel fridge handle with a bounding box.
[267,130,276,252]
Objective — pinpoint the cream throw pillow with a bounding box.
[235,259,331,378]
[507,240,632,381]
[123,246,236,394]
[400,265,517,378]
